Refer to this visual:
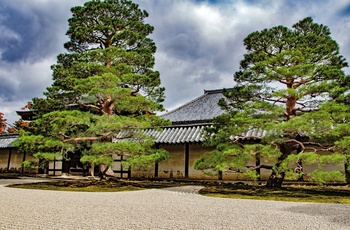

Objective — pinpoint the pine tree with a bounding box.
[16,0,170,178]
[195,17,350,187]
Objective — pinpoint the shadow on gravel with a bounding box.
[283,204,350,227]
[161,185,204,194]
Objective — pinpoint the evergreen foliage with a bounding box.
[195,17,350,187]
[15,0,170,178]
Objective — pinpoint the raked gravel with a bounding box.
[0,178,350,230]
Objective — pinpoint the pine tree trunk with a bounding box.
[99,165,115,180]
[265,142,296,188]
[266,172,285,188]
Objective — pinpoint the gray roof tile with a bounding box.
[151,125,206,144]
[114,125,207,144]
[234,128,266,141]
[161,89,225,124]
[0,135,18,148]
[115,125,266,145]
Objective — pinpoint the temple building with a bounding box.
[130,89,226,179]
[0,89,345,182]
[0,89,227,178]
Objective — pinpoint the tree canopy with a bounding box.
[15,0,170,178]
[0,112,20,134]
[195,17,350,187]
[0,112,6,134]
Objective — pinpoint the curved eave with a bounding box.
[0,134,19,149]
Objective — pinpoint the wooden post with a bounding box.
[6,149,12,173]
[185,143,189,179]
[218,170,223,180]
[62,157,70,176]
[21,151,26,174]
[155,144,159,178]
[256,153,261,181]
[53,158,56,176]
[127,166,131,178]
[120,155,124,178]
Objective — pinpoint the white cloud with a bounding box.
[1,0,350,125]
[0,98,27,127]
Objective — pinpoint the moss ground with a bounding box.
[5,178,350,204]
[200,183,350,204]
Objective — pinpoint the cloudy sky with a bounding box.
[1,0,350,125]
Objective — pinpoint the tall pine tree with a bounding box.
[16,0,170,178]
[195,17,350,187]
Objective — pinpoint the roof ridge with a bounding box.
[204,89,224,94]
[0,134,19,138]
[163,123,212,128]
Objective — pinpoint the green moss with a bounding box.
[200,184,350,204]
[0,174,20,179]
[6,179,350,204]
[8,180,145,192]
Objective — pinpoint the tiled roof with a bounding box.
[4,89,265,147]
[0,134,18,149]
[234,128,267,141]
[160,89,226,124]
[114,125,208,144]
[114,125,266,145]
[146,125,207,144]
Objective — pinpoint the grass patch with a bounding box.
[200,183,350,204]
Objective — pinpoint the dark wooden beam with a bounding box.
[6,149,12,173]
[155,144,160,178]
[185,143,189,179]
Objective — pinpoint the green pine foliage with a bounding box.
[196,17,350,187]
[15,0,170,177]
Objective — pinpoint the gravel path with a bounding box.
[0,178,350,230]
